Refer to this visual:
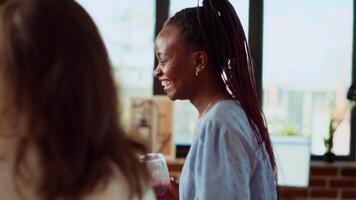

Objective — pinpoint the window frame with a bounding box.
[153,0,169,95]
[153,0,356,161]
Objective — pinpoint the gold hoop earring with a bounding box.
[195,65,205,77]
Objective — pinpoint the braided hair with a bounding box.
[166,0,276,176]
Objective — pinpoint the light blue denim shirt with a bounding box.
[179,100,278,200]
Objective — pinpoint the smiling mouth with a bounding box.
[161,80,172,90]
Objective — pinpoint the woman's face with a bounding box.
[154,25,198,100]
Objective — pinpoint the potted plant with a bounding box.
[323,113,343,163]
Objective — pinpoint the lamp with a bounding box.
[347,82,356,101]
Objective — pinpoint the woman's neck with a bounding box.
[190,76,232,116]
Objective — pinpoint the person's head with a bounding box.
[0,0,146,199]
[155,0,276,175]
[154,24,206,100]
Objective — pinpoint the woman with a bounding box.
[154,0,278,199]
[0,0,154,199]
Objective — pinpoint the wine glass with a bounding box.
[140,153,170,199]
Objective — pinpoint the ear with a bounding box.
[192,51,208,68]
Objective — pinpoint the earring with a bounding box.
[195,65,205,76]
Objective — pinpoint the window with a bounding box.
[262,0,353,156]
[75,0,355,159]
[76,0,155,129]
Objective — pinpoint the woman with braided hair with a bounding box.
[154,0,278,199]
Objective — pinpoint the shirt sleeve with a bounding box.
[192,119,254,200]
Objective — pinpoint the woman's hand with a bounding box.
[159,177,179,200]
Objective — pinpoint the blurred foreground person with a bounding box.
[0,0,155,199]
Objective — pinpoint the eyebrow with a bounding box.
[156,51,168,58]
[154,45,162,55]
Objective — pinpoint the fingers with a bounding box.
[170,177,179,188]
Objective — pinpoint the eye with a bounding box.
[159,59,167,65]
[157,54,169,66]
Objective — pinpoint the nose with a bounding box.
[153,65,162,78]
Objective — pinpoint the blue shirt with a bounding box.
[179,100,278,200]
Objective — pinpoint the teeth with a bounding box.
[161,80,172,89]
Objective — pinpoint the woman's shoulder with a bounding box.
[201,99,245,123]
[84,167,155,200]
[196,99,259,154]
[199,100,252,135]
